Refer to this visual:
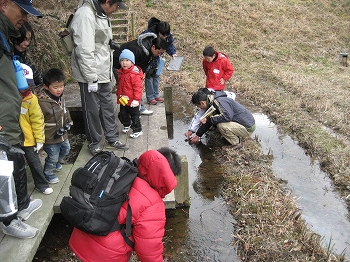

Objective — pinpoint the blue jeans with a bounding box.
[145,76,160,102]
[43,139,70,180]
[139,98,146,112]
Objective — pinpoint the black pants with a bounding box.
[22,146,50,190]
[7,148,30,211]
[118,105,142,132]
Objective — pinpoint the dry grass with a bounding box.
[29,0,350,260]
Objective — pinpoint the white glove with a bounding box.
[88,82,98,93]
[130,100,140,107]
[34,142,43,153]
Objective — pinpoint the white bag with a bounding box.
[0,159,18,218]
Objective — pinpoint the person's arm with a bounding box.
[133,203,166,262]
[222,57,234,82]
[166,34,176,58]
[132,67,144,102]
[185,108,205,138]
[202,59,209,76]
[30,95,45,144]
[209,99,233,125]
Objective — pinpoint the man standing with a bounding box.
[70,0,128,155]
[0,0,43,238]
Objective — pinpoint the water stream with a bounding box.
[163,90,350,260]
[254,113,350,257]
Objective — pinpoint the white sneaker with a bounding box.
[122,126,130,133]
[2,218,38,239]
[130,131,143,138]
[36,187,54,195]
[17,199,43,221]
[140,109,153,115]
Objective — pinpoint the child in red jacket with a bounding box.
[116,49,144,138]
[202,45,234,91]
[69,147,182,262]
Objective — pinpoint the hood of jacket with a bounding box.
[85,0,107,19]
[137,150,177,198]
[137,32,157,56]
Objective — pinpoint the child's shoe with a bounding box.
[122,126,130,133]
[130,131,143,138]
[36,187,54,195]
[55,163,62,171]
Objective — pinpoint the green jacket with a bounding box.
[0,13,23,146]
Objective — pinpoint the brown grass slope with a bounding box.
[29,0,350,261]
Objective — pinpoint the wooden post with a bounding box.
[131,12,135,39]
[164,85,173,115]
[175,155,190,207]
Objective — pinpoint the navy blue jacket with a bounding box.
[196,93,255,137]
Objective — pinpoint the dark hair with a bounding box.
[157,147,182,176]
[13,22,36,46]
[98,0,119,5]
[191,90,208,105]
[203,46,216,57]
[152,37,168,50]
[43,68,66,87]
[197,87,213,95]
[157,21,170,36]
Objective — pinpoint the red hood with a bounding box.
[137,150,177,198]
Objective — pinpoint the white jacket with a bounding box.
[70,0,113,83]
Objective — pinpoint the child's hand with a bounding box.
[130,100,139,107]
[200,118,207,124]
[184,130,193,139]
[34,142,43,153]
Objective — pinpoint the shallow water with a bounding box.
[166,119,240,261]
[163,90,350,260]
[254,113,350,257]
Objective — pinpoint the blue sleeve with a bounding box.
[166,34,176,56]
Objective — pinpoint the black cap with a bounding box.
[117,0,127,10]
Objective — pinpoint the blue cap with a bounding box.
[119,49,135,64]
[13,0,43,18]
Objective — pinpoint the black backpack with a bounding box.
[60,151,138,248]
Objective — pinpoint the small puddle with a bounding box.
[164,89,350,260]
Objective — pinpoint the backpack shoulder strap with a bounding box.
[119,203,135,249]
[0,31,12,59]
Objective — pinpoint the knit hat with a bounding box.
[21,63,35,87]
[119,49,135,64]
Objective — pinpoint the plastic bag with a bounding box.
[0,159,17,219]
